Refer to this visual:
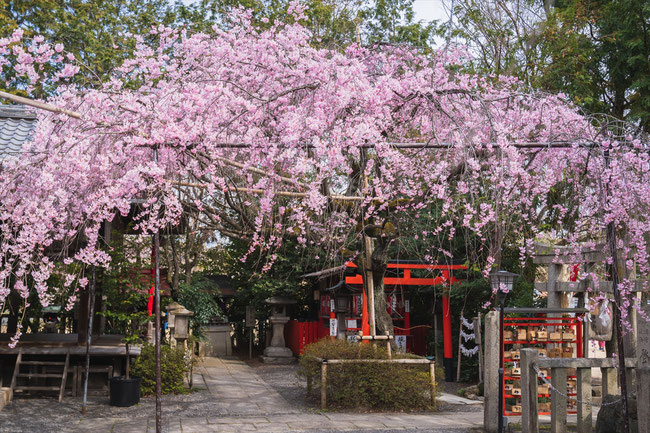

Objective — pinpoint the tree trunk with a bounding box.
[369,235,394,336]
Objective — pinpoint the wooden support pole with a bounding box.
[81,266,96,415]
[456,314,463,382]
[475,315,483,384]
[385,331,392,360]
[430,361,436,408]
[0,90,82,119]
[154,231,162,433]
[576,367,592,433]
[551,367,568,433]
[321,361,327,410]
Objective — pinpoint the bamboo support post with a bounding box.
[321,361,327,410]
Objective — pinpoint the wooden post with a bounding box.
[551,367,568,433]
[385,331,392,360]
[456,314,463,382]
[321,361,327,410]
[430,361,436,408]
[475,315,483,384]
[521,348,539,433]
[576,367,592,433]
[81,267,96,415]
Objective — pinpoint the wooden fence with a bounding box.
[284,320,326,355]
[519,348,650,433]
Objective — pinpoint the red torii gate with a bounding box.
[344,261,466,374]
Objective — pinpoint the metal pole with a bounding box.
[154,232,162,433]
[81,266,96,415]
[498,302,504,433]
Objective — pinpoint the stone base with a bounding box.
[263,346,293,358]
[260,355,296,364]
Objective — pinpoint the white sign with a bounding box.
[391,296,397,311]
[346,319,357,329]
[404,300,410,313]
[329,318,338,336]
[395,335,407,353]
[330,299,335,313]
[347,334,358,344]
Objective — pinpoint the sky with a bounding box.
[412,0,449,24]
[178,0,450,24]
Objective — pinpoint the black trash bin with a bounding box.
[109,376,141,407]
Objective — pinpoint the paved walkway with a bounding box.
[71,357,483,433]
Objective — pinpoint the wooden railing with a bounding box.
[519,348,643,433]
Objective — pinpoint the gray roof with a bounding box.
[0,104,37,159]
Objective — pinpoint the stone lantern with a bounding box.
[261,296,296,364]
[166,302,193,345]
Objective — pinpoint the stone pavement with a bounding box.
[70,357,484,432]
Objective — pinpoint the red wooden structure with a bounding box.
[303,260,466,365]
[285,320,328,355]
[501,315,584,416]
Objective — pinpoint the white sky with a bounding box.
[178,0,450,24]
[412,0,449,23]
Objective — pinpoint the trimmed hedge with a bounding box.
[131,343,189,395]
[298,338,440,411]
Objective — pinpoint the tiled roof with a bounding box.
[0,104,37,159]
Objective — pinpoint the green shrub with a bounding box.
[131,343,189,395]
[298,338,438,411]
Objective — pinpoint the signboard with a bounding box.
[347,334,358,344]
[329,318,338,336]
[395,335,407,353]
[330,298,335,313]
[245,306,256,328]
[405,300,410,313]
